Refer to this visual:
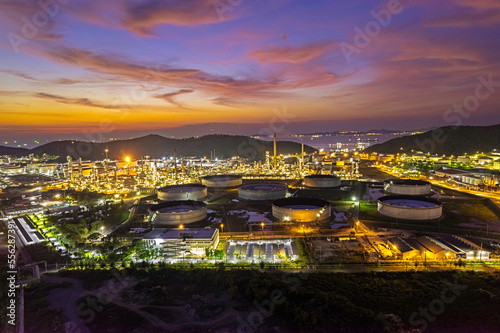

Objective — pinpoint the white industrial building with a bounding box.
[144,228,219,257]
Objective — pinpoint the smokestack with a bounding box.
[273,133,277,167]
[301,143,304,173]
[174,149,178,180]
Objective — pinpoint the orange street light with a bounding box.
[179,224,184,229]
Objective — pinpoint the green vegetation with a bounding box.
[358,201,379,220]
[205,247,225,259]
[364,124,500,155]
[135,241,163,260]
[24,282,70,333]
[399,160,435,173]
[42,203,129,248]
[28,268,500,332]
[441,199,499,225]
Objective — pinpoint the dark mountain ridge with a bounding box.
[0,134,315,161]
[364,124,500,155]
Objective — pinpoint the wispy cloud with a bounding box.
[249,41,335,64]
[122,0,229,36]
[33,92,123,110]
[153,89,194,108]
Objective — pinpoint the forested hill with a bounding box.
[364,124,500,155]
[0,134,315,161]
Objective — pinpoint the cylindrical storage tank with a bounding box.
[202,175,242,188]
[304,175,341,188]
[238,183,288,200]
[149,200,207,225]
[383,179,432,196]
[272,197,331,222]
[157,184,207,201]
[377,195,442,221]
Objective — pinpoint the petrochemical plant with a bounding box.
[47,134,361,198]
[2,133,498,268]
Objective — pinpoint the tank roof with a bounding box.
[239,183,288,191]
[202,174,242,180]
[378,195,441,207]
[158,184,206,193]
[305,174,339,179]
[149,200,206,213]
[273,197,330,208]
[385,179,430,186]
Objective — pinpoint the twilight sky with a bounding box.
[1,0,500,144]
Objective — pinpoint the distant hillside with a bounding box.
[364,124,500,155]
[0,134,315,161]
[0,146,29,156]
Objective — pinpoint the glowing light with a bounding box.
[125,156,131,162]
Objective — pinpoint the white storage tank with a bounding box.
[149,200,207,225]
[157,184,207,201]
[202,175,243,188]
[377,195,442,221]
[272,197,331,222]
[238,183,288,200]
[304,175,341,188]
[384,179,432,196]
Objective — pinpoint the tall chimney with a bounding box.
[273,133,277,168]
[301,143,304,174]
[174,149,178,180]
